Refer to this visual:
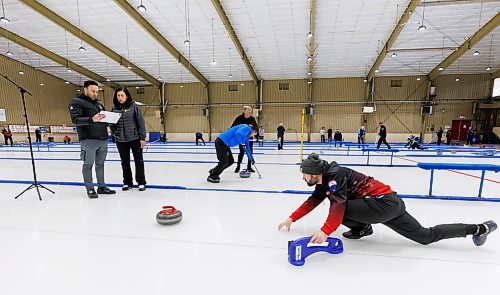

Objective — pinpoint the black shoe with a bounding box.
[247,167,255,173]
[342,225,373,239]
[138,185,146,192]
[234,165,240,173]
[207,176,220,183]
[473,220,497,246]
[122,185,132,191]
[87,189,98,199]
[97,187,116,195]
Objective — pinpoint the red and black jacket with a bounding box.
[290,161,394,236]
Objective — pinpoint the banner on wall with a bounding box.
[8,125,45,133]
[0,109,6,122]
[50,126,77,133]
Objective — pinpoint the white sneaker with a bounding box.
[138,185,146,191]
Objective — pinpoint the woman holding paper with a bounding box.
[110,87,147,191]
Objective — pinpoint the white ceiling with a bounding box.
[0,0,498,86]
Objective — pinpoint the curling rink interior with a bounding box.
[0,141,499,295]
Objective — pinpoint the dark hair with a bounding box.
[113,86,134,108]
[83,80,98,88]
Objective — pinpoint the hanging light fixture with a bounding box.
[211,18,216,65]
[76,0,86,52]
[455,59,461,82]
[184,0,190,46]
[67,68,72,73]
[228,47,232,78]
[485,34,493,71]
[106,78,111,82]
[417,76,421,81]
[306,31,313,38]
[0,0,10,23]
[157,51,162,80]
[125,24,132,69]
[438,67,444,71]
[418,3,426,31]
[6,49,14,56]
[39,82,45,86]
[471,2,483,57]
[65,81,70,84]
[391,52,397,58]
[137,0,147,12]
[375,69,379,73]
[363,78,368,83]
[19,70,24,75]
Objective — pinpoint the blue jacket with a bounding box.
[219,124,254,161]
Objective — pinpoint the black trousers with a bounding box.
[377,136,391,149]
[321,135,325,142]
[4,136,13,146]
[278,136,284,150]
[36,135,41,142]
[357,136,364,145]
[116,139,146,186]
[437,135,442,145]
[210,138,234,178]
[342,194,471,245]
[446,137,451,145]
[334,140,342,147]
[467,136,473,145]
[237,140,253,168]
[196,137,205,145]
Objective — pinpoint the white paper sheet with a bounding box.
[98,111,121,124]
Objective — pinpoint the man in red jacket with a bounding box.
[278,153,496,246]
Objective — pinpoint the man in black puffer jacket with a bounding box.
[231,106,258,173]
[68,80,116,199]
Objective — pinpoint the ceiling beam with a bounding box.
[0,27,118,88]
[428,12,500,81]
[492,69,500,80]
[367,0,421,82]
[113,0,209,86]
[19,0,161,87]
[211,0,258,85]
[419,0,500,7]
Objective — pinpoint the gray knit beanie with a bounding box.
[300,153,328,175]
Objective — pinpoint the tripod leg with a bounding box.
[15,184,35,199]
[35,185,42,201]
[38,184,55,194]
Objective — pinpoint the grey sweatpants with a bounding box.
[80,139,108,190]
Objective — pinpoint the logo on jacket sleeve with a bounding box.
[328,180,337,191]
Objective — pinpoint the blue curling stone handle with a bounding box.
[288,236,343,266]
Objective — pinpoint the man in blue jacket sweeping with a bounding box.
[208,124,257,183]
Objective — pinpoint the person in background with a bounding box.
[68,80,116,199]
[195,132,206,146]
[357,125,366,146]
[207,124,257,183]
[446,129,452,145]
[334,129,343,147]
[436,127,443,146]
[231,106,258,173]
[327,128,333,144]
[110,86,147,192]
[2,126,13,146]
[466,126,475,145]
[320,127,326,143]
[277,123,286,150]
[63,135,71,144]
[35,128,42,142]
[258,125,265,147]
[405,136,426,150]
[160,132,167,144]
[376,122,391,149]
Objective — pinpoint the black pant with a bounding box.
[321,135,325,143]
[210,138,234,178]
[446,137,451,145]
[358,136,364,146]
[196,137,205,145]
[334,140,342,147]
[342,194,471,245]
[4,136,13,146]
[467,136,473,145]
[36,135,41,142]
[377,136,391,149]
[437,135,442,145]
[278,136,284,150]
[258,136,264,147]
[237,141,253,169]
[116,139,146,186]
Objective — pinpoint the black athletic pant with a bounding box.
[36,135,41,142]
[437,135,442,145]
[116,139,146,186]
[334,140,342,147]
[237,141,253,169]
[278,136,284,150]
[196,137,205,145]
[4,136,13,146]
[357,136,364,146]
[210,138,234,178]
[342,193,472,245]
[467,136,473,145]
[321,135,325,143]
[377,136,391,149]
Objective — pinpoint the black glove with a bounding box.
[251,159,255,165]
